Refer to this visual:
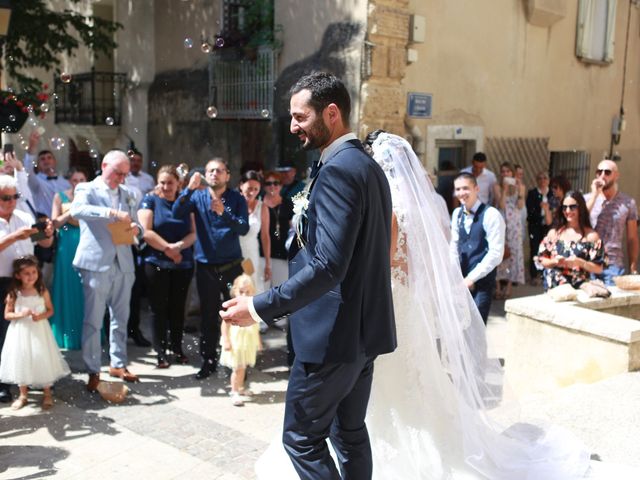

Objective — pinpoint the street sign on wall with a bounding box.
[407,92,432,118]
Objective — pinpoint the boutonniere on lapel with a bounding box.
[292,187,311,248]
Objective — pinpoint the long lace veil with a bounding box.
[369,133,591,479]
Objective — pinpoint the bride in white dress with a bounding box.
[256,132,616,479]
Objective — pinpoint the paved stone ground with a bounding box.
[1,285,640,479]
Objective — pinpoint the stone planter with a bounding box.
[504,289,640,398]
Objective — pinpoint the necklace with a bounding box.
[273,204,281,238]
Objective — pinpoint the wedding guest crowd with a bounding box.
[1,128,638,409]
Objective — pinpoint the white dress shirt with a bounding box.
[450,199,506,284]
[0,209,36,277]
[23,153,71,216]
[126,170,156,196]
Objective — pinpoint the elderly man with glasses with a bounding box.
[0,174,54,403]
[585,159,639,285]
[70,150,144,392]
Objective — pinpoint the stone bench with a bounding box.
[504,288,640,398]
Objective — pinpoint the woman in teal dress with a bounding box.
[50,168,88,349]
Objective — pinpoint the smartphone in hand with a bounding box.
[30,221,48,242]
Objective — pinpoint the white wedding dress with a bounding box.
[255,133,614,479]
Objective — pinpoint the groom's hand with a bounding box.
[220,296,256,327]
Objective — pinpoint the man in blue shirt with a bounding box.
[173,158,249,379]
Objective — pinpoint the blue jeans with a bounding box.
[597,264,626,286]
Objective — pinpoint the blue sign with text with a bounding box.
[407,92,432,118]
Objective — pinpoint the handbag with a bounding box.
[241,258,255,276]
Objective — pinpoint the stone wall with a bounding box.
[359,0,411,139]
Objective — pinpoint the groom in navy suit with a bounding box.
[221,72,396,479]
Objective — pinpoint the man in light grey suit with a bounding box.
[71,150,143,391]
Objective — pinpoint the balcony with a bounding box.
[208,46,276,120]
[53,70,127,126]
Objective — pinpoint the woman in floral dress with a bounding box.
[493,162,525,298]
[536,191,605,289]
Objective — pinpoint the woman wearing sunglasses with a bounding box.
[259,171,293,288]
[536,191,606,290]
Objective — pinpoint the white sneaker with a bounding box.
[230,392,244,407]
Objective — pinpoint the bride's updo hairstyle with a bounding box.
[363,129,386,157]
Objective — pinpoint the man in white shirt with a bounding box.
[125,150,155,196]
[450,172,505,324]
[461,152,497,206]
[24,131,71,216]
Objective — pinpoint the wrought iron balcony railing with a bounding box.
[208,46,276,120]
[54,70,127,126]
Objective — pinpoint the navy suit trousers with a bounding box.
[472,281,494,325]
[283,351,376,480]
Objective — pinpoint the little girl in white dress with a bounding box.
[0,255,70,410]
[220,274,261,406]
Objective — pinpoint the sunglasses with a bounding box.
[0,193,21,202]
[264,181,281,186]
[596,169,612,176]
[562,204,579,211]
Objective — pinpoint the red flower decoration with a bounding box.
[42,83,49,90]
[15,101,23,107]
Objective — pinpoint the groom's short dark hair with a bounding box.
[289,72,351,126]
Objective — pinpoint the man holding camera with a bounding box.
[0,173,54,403]
[585,159,638,285]
[172,158,249,380]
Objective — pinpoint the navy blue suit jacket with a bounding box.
[253,140,397,363]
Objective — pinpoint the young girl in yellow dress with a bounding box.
[220,274,261,406]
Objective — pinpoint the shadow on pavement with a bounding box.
[0,445,69,479]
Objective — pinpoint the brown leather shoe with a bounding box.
[87,373,100,392]
[108,367,139,382]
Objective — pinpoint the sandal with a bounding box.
[42,393,53,410]
[11,395,27,410]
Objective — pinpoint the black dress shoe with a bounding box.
[174,352,189,365]
[129,330,151,347]
[195,360,216,380]
[0,386,13,403]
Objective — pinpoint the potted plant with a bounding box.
[0,0,120,130]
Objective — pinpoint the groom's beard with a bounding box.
[300,117,331,151]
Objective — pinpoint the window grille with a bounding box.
[550,151,591,193]
[208,47,276,120]
[53,70,127,126]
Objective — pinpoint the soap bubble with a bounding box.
[50,137,66,150]
[60,72,72,84]
[206,106,218,118]
[201,42,212,53]
[215,37,225,48]
[40,103,50,113]
[260,109,270,118]
[8,115,15,122]
[184,37,193,49]
[105,116,115,126]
